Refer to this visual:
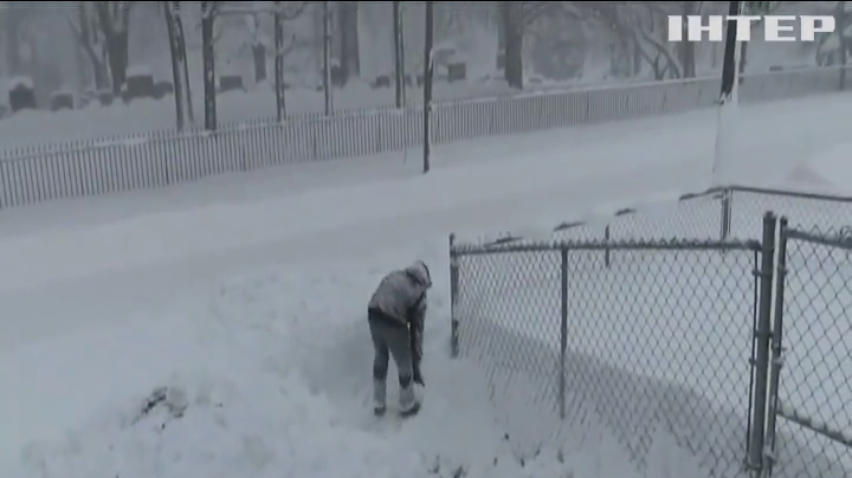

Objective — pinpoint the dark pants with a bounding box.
[368,310,413,388]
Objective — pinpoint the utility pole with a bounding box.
[712,1,743,184]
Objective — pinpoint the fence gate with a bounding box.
[765,219,852,478]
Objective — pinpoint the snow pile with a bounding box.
[6,76,34,91]
[782,141,852,193]
[18,373,406,478]
[2,243,654,478]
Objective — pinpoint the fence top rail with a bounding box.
[728,185,852,204]
[785,227,852,251]
[450,237,760,257]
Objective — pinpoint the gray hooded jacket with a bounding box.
[368,261,432,329]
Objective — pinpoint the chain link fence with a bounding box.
[449,185,852,477]
[449,212,777,477]
[763,221,852,478]
[722,187,852,241]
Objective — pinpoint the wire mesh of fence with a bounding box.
[765,223,852,478]
[552,189,728,244]
[449,235,765,477]
[445,181,852,477]
[727,187,852,240]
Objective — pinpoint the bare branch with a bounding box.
[278,1,309,21]
[519,1,551,26]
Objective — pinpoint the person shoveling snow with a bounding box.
[366,260,431,418]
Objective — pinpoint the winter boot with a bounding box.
[398,377,420,417]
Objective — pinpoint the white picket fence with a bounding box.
[1,66,850,209]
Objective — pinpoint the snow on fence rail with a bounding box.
[1,66,851,210]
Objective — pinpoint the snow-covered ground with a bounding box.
[1,93,851,477]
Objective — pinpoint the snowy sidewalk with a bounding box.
[1,90,849,239]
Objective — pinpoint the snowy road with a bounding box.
[1,93,850,348]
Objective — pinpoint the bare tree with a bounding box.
[224,2,309,86]
[836,1,849,89]
[273,1,285,120]
[201,1,217,131]
[245,11,267,83]
[219,1,309,119]
[3,2,35,77]
[323,0,334,115]
[392,0,405,107]
[677,1,697,78]
[68,3,106,89]
[422,0,434,174]
[163,1,193,129]
[581,2,683,80]
[97,1,134,94]
[67,1,135,94]
[499,1,553,89]
[337,1,360,83]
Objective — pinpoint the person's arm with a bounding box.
[408,292,427,385]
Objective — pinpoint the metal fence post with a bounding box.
[604,225,611,268]
[747,211,777,474]
[559,246,568,419]
[763,217,788,476]
[720,188,733,240]
[449,233,460,358]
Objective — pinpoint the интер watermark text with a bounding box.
[668,15,835,42]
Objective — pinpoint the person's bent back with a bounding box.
[367,260,431,417]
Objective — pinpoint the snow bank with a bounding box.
[6,76,34,91]
[1,243,652,478]
[3,216,843,478]
[459,189,710,247]
[0,123,710,294]
[782,141,852,193]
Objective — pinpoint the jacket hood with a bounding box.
[404,260,432,288]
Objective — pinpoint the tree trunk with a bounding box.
[75,3,109,90]
[106,32,129,95]
[738,41,748,84]
[177,7,194,123]
[337,1,360,83]
[253,43,267,83]
[496,3,505,70]
[4,8,22,76]
[164,0,185,129]
[201,1,217,131]
[678,1,696,78]
[838,1,848,90]
[422,0,434,174]
[312,3,324,71]
[502,2,523,89]
[94,2,132,95]
[632,38,642,76]
[323,0,333,115]
[392,0,404,108]
[274,1,286,120]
